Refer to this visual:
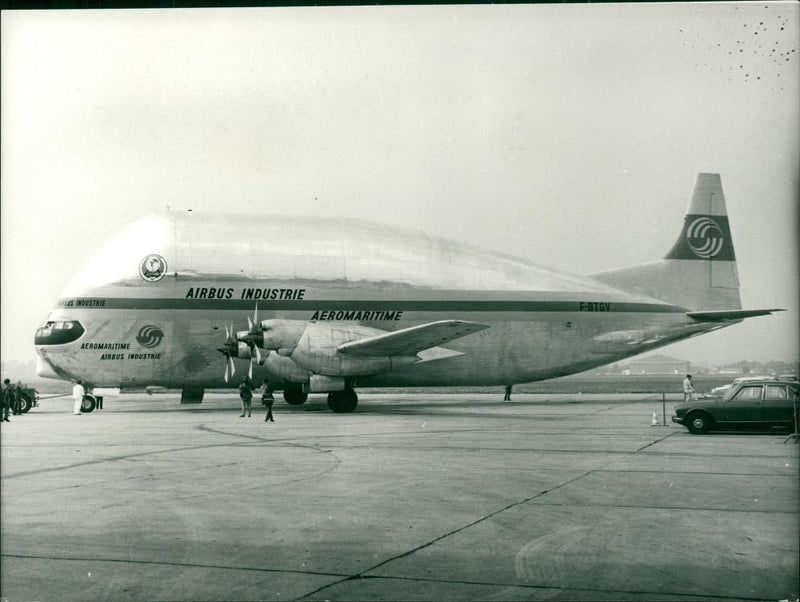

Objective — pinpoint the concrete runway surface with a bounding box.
[1,392,798,601]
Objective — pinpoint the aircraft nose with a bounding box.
[36,355,63,380]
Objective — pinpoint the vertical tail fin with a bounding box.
[591,173,741,311]
[664,173,736,263]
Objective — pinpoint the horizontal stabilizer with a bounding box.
[687,308,784,322]
[338,320,489,357]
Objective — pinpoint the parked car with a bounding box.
[709,375,776,396]
[673,378,799,434]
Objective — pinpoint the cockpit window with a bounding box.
[35,320,85,345]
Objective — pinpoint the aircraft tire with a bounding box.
[283,389,308,405]
[81,394,97,413]
[18,393,33,414]
[327,389,358,413]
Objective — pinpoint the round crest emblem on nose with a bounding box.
[139,254,167,282]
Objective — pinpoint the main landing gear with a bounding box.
[327,388,358,413]
[283,389,308,405]
[281,385,358,413]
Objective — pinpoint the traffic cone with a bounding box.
[651,411,659,426]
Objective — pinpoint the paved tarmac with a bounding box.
[1,392,798,601]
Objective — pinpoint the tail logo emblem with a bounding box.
[139,254,167,282]
[686,217,724,259]
[137,325,164,348]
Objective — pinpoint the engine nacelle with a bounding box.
[259,319,308,354]
[289,322,418,376]
[308,375,345,392]
[261,352,310,383]
[251,320,420,377]
[291,349,417,377]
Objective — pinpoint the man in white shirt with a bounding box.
[72,380,85,415]
[682,374,695,402]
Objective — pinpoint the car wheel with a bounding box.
[686,412,712,434]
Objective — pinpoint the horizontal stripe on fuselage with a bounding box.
[55,297,687,313]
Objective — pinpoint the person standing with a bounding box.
[238,377,253,417]
[2,378,12,422]
[13,380,24,415]
[263,387,275,423]
[503,385,513,401]
[682,374,695,402]
[72,380,85,415]
[7,380,19,415]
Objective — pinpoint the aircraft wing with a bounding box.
[687,308,785,322]
[337,320,489,357]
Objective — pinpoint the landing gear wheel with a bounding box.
[327,389,358,413]
[81,394,97,413]
[18,393,33,414]
[687,412,712,434]
[283,389,308,405]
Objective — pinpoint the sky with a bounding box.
[1,3,798,367]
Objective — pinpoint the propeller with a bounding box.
[237,302,264,364]
[218,304,270,384]
[217,324,237,383]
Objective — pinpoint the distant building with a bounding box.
[622,354,690,375]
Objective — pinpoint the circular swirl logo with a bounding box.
[136,325,164,348]
[139,254,167,282]
[686,217,724,259]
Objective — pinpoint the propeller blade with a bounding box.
[247,315,253,331]
[255,345,262,364]
[248,357,254,380]
[221,324,239,383]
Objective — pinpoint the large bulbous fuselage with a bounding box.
[35,212,710,390]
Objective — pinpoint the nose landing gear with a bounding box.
[81,394,97,413]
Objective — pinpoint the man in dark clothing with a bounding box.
[2,379,12,422]
[262,386,275,423]
[238,377,253,417]
[13,380,23,415]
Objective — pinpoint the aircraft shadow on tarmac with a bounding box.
[95,397,797,435]
[120,396,645,423]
